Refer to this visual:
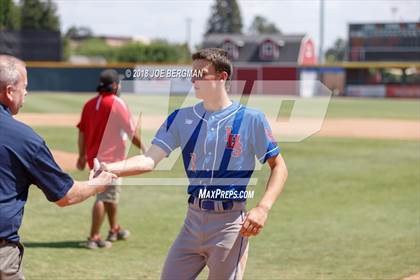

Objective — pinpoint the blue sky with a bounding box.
[55,0,419,54]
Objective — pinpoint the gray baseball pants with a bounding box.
[161,198,249,280]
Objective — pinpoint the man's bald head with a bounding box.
[0,55,28,115]
[0,55,26,90]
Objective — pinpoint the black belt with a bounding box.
[188,195,234,211]
[0,238,10,246]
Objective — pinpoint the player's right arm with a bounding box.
[103,109,179,177]
[101,144,167,177]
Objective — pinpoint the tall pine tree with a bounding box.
[248,15,281,34]
[20,0,60,31]
[206,0,242,34]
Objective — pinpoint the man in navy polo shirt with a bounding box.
[0,55,116,280]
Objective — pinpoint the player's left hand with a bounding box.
[240,206,269,237]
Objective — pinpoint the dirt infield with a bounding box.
[16,113,80,127]
[403,273,420,280]
[51,150,78,171]
[16,113,420,140]
[307,118,420,140]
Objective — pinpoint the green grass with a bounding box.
[32,126,79,153]
[20,135,419,279]
[324,97,420,120]
[22,93,420,120]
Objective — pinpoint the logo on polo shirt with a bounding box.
[225,127,242,156]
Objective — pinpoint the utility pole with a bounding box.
[319,0,325,64]
[391,7,398,22]
[186,17,192,51]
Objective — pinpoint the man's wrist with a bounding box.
[256,203,271,213]
[88,178,106,192]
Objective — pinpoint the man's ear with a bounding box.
[4,85,14,101]
[219,71,229,81]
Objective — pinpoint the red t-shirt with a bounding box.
[77,93,135,169]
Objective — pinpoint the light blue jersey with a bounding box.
[152,101,280,200]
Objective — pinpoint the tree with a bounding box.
[20,0,60,31]
[248,15,280,34]
[325,38,347,62]
[206,0,242,34]
[65,26,93,40]
[71,39,190,63]
[0,0,20,30]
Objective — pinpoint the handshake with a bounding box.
[88,158,117,191]
[85,151,157,193]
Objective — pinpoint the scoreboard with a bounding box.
[348,22,420,61]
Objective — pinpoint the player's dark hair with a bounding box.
[192,48,232,80]
[97,69,120,94]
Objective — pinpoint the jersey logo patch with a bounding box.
[225,127,242,156]
[185,119,193,125]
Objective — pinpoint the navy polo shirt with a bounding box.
[0,104,74,243]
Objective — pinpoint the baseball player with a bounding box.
[76,69,146,249]
[100,48,288,279]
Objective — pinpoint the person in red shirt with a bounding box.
[77,69,146,249]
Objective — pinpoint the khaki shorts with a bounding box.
[96,179,122,203]
[0,243,25,280]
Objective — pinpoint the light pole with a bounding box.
[186,17,192,51]
[319,0,325,64]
